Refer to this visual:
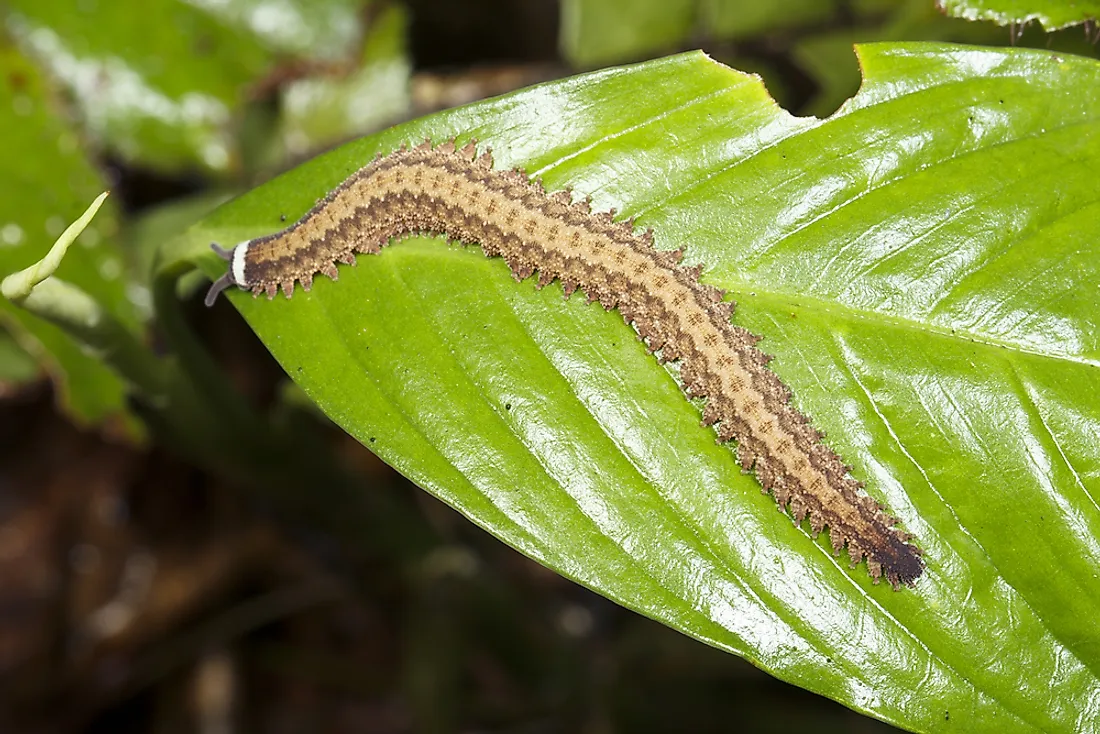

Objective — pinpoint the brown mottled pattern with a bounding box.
[234,140,923,588]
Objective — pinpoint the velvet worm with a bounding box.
[207,139,923,588]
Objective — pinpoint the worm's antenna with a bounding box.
[204,272,236,307]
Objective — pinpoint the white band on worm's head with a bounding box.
[204,240,253,307]
[231,240,251,287]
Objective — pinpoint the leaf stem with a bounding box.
[1,192,110,301]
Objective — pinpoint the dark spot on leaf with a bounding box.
[505,403,512,410]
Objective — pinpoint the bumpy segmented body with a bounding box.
[206,140,923,588]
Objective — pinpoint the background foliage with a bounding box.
[1,1,1098,732]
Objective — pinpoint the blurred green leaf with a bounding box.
[179,0,365,58]
[3,0,402,174]
[126,191,230,307]
[560,0,868,67]
[560,0,695,66]
[125,188,235,316]
[560,0,1099,118]
[178,45,1100,732]
[0,41,136,425]
[939,0,1100,30]
[0,328,40,388]
[701,0,838,38]
[276,4,411,158]
[4,0,268,172]
[792,0,1098,117]
[792,0,994,116]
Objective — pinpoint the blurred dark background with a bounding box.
[1,1,1096,731]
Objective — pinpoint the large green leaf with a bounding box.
[178,44,1100,732]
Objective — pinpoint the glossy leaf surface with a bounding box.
[181,45,1100,732]
[939,0,1100,30]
